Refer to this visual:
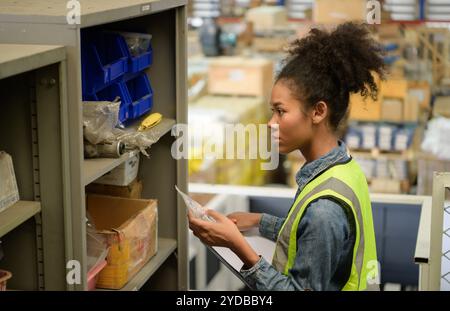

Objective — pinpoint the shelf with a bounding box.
[83,118,176,185]
[98,237,177,291]
[0,0,186,27]
[0,44,65,80]
[0,201,41,238]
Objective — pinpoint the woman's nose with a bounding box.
[267,115,277,129]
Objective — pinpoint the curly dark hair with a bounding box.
[277,22,386,131]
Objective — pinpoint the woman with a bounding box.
[188,22,385,291]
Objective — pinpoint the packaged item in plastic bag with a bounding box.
[118,32,152,56]
[0,151,19,213]
[86,214,109,290]
[175,185,215,222]
[83,100,122,145]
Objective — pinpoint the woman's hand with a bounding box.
[227,212,262,232]
[188,209,244,249]
[188,209,260,268]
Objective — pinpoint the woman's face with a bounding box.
[268,81,313,154]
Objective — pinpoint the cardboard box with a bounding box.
[433,96,450,118]
[87,195,158,289]
[349,73,383,121]
[314,0,367,24]
[349,93,382,121]
[245,6,288,32]
[208,57,273,97]
[94,154,139,186]
[381,99,403,122]
[252,36,287,52]
[86,179,143,199]
[403,95,419,122]
[381,79,408,99]
[0,151,19,213]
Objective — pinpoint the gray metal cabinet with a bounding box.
[0,44,69,290]
[0,0,188,290]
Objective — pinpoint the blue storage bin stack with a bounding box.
[81,30,154,124]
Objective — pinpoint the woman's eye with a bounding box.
[271,108,284,116]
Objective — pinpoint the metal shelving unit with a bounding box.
[0,43,69,290]
[0,0,188,291]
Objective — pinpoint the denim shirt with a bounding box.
[240,141,356,291]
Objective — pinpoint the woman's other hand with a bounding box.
[227,212,262,232]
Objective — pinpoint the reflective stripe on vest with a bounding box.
[271,159,379,291]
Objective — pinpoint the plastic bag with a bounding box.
[83,100,122,145]
[117,125,164,157]
[421,117,450,160]
[118,31,152,57]
[86,214,109,272]
[175,185,215,222]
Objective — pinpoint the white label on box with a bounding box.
[228,70,245,82]
[141,4,151,12]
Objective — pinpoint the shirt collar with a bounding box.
[295,140,350,192]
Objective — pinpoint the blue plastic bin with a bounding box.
[85,82,131,124]
[81,31,129,96]
[116,32,153,74]
[125,73,153,120]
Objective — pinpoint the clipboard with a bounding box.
[175,186,276,287]
[208,228,276,288]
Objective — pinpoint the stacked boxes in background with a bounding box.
[188,95,269,186]
[349,77,422,123]
[345,124,416,152]
[207,57,274,98]
[81,30,154,124]
[313,0,367,24]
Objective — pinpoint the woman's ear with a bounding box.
[311,101,328,124]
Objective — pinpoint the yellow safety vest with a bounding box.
[272,158,379,290]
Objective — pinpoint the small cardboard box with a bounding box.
[208,57,274,97]
[349,73,382,121]
[0,151,19,213]
[86,178,143,199]
[381,79,408,99]
[245,6,288,32]
[349,93,382,121]
[314,0,367,24]
[87,195,158,289]
[433,96,450,118]
[381,99,403,122]
[403,95,419,122]
[94,154,139,186]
